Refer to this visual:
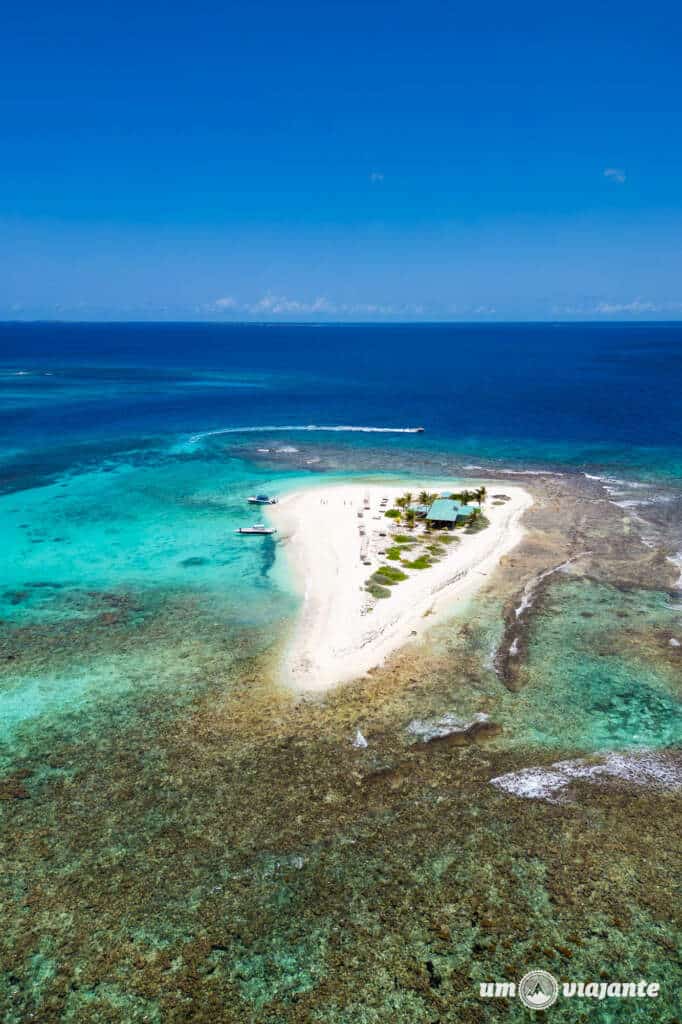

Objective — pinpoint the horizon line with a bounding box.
[2,318,682,327]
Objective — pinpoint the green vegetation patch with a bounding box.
[384,509,401,519]
[365,582,391,599]
[392,534,413,544]
[465,514,490,534]
[372,566,408,585]
[401,556,431,570]
[385,546,402,560]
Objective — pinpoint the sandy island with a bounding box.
[268,482,533,691]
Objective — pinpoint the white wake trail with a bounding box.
[188,424,424,443]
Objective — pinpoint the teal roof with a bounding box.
[457,505,477,517]
[426,498,460,522]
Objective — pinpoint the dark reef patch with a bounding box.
[1,656,680,1022]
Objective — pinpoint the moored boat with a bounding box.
[247,494,278,505]
[236,524,277,535]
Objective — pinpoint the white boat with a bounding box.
[247,494,278,505]
[236,524,277,535]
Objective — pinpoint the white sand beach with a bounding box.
[268,482,533,691]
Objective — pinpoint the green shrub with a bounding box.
[372,566,408,585]
[401,556,431,569]
[385,546,402,560]
[366,582,391,599]
[393,534,413,543]
[384,509,401,519]
[465,514,490,534]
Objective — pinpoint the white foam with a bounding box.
[612,498,652,509]
[583,473,649,489]
[514,555,586,619]
[491,751,682,803]
[669,551,682,588]
[493,468,563,477]
[406,711,488,742]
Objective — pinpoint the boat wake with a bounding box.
[188,424,424,443]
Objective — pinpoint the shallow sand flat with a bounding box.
[268,482,532,690]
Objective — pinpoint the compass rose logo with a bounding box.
[518,970,559,1010]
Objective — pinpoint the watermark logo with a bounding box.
[480,972,660,1009]
[518,970,559,1010]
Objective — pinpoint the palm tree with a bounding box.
[403,491,413,505]
[418,490,430,506]
[475,486,487,507]
[395,496,407,509]
[405,508,417,530]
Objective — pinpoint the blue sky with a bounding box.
[2,1,681,321]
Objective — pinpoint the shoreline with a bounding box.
[268,481,533,691]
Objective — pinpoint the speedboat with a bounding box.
[236,524,277,535]
[247,494,278,505]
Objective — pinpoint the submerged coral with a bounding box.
[1,464,681,1022]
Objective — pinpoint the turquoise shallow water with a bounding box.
[1,456,308,622]
[0,455,308,759]
[1,323,681,1022]
[2,450,681,754]
[408,574,682,755]
[503,578,682,750]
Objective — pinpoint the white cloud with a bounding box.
[250,294,335,315]
[202,293,428,318]
[369,171,384,183]
[198,294,506,320]
[552,298,682,316]
[604,167,626,184]
[339,301,425,316]
[596,299,682,315]
[595,299,656,314]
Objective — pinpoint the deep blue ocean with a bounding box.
[2,321,682,484]
[1,319,681,652]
